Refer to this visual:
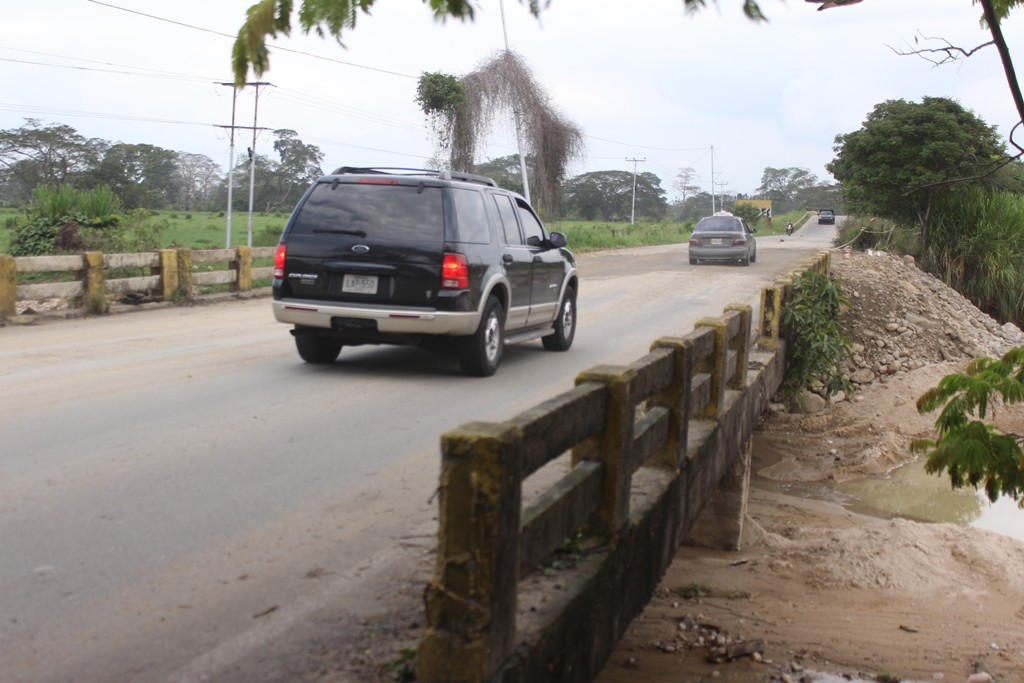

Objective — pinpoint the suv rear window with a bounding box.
[695,217,743,232]
[290,182,445,241]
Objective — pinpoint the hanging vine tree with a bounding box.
[415,51,583,219]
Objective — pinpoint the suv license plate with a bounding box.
[342,274,378,294]
[710,238,723,245]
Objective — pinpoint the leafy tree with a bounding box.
[563,170,667,222]
[913,348,1024,506]
[792,183,843,214]
[755,166,818,212]
[672,191,715,223]
[0,119,102,204]
[729,201,762,227]
[270,128,325,208]
[476,154,526,195]
[95,143,179,210]
[828,97,1006,251]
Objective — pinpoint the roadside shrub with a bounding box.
[779,270,853,409]
[835,214,918,255]
[8,217,57,256]
[76,185,122,221]
[925,188,1024,327]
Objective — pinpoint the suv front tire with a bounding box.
[542,286,576,351]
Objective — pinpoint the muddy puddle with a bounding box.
[752,436,1024,542]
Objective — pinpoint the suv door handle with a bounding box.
[533,256,543,263]
[502,254,514,264]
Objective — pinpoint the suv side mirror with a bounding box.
[549,232,567,248]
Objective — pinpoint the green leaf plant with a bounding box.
[913,347,1024,506]
[779,270,853,410]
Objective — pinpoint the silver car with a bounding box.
[688,211,757,266]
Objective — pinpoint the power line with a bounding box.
[84,0,415,79]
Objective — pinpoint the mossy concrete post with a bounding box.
[83,252,104,301]
[159,249,179,300]
[757,281,790,350]
[0,254,15,316]
[233,246,253,292]
[176,248,193,300]
[694,316,728,420]
[649,337,695,469]
[571,365,636,539]
[811,249,831,275]
[418,421,523,683]
[724,304,752,390]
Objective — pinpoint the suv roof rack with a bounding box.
[329,166,497,188]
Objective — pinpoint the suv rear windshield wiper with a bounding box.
[312,228,368,237]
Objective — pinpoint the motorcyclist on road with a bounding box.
[786,220,794,236]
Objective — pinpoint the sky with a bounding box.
[4,0,1024,201]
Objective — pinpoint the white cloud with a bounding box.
[3,0,1023,197]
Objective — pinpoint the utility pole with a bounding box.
[715,178,729,203]
[220,84,239,248]
[218,81,272,248]
[626,157,645,225]
[499,0,531,203]
[246,82,271,248]
[710,145,715,214]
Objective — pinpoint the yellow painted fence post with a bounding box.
[0,254,15,316]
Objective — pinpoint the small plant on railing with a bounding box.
[83,292,110,315]
[170,287,192,305]
[779,270,853,409]
[390,647,417,682]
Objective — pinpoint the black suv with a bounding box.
[818,209,836,225]
[271,167,579,376]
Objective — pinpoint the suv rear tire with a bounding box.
[459,297,504,377]
[542,286,576,351]
[295,333,343,364]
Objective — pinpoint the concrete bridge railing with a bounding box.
[0,246,277,315]
[416,250,831,683]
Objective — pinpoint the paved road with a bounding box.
[0,220,837,682]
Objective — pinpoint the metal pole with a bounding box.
[499,0,531,203]
[223,85,238,247]
[246,82,271,248]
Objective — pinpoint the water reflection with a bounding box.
[753,443,1024,542]
[835,461,983,526]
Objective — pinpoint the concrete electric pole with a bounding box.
[627,157,645,225]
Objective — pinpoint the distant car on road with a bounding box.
[688,211,757,266]
[818,209,836,225]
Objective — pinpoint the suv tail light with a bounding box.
[732,237,747,246]
[274,243,287,279]
[441,253,469,290]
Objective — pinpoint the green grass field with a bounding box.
[0,208,809,256]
